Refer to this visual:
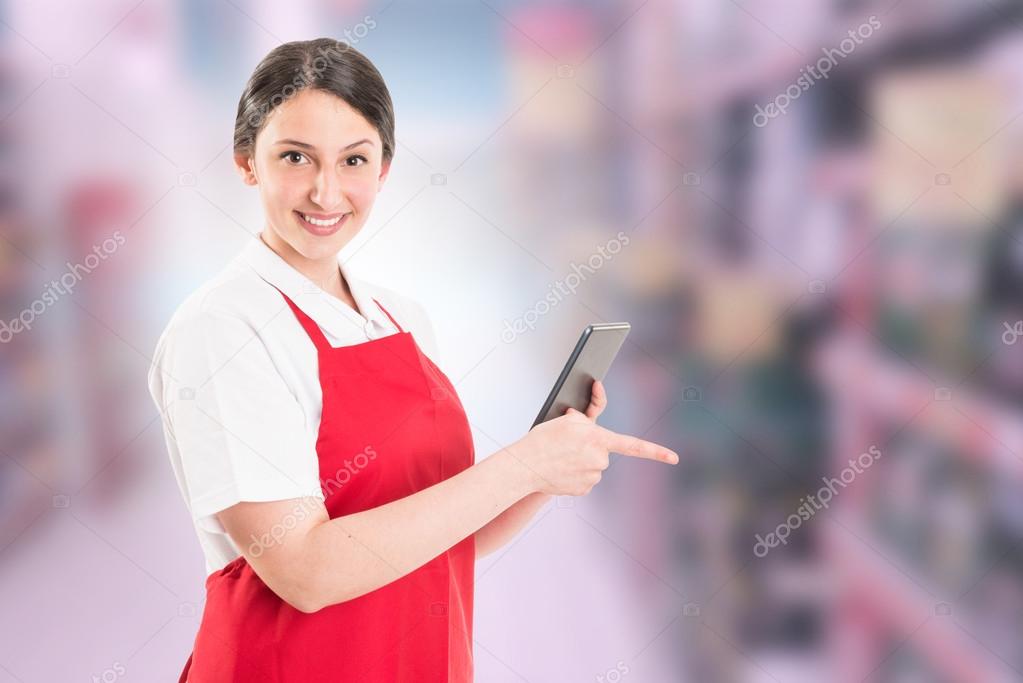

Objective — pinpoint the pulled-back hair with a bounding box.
[233,38,394,162]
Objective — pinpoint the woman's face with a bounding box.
[234,88,391,263]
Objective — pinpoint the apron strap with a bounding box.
[271,286,332,352]
[271,286,406,350]
[372,298,405,334]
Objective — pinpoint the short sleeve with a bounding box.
[154,310,324,534]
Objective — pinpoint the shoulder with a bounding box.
[163,260,285,333]
[148,260,288,395]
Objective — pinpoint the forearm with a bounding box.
[302,446,535,610]
[474,491,553,558]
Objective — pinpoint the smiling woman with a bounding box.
[232,42,394,305]
[149,36,677,683]
[239,89,382,311]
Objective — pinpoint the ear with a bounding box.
[376,158,391,192]
[233,153,259,186]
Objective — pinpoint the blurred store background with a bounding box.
[1,0,1022,680]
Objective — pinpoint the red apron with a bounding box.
[178,287,476,682]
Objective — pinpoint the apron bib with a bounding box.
[178,287,476,682]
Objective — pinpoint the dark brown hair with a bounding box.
[233,38,395,162]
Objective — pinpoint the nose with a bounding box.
[310,164,344,210]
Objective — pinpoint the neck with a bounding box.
[259,229,343,292]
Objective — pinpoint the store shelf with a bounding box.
[827,516,1008,682]
[817,332,1023,472]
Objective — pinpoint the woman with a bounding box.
[148,37,679,682]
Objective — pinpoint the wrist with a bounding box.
[491,440,540,498]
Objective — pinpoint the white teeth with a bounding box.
[301,213,343,227]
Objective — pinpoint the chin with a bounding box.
[268,218,348,262]
[292,234,346,261]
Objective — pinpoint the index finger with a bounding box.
[599,427,679,464]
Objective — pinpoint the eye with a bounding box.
[280,151,307,165]
[345,155,368,167]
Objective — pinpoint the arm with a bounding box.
[217,444,537,613]
[473,379,607,558]
[474,491,552,559]
[217,379,632,612]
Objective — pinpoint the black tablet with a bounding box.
[531,322,631,428]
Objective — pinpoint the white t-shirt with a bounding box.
[148,236,441,576]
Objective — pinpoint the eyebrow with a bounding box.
[272,138,374,151]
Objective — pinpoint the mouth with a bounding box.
[295,210,351,236]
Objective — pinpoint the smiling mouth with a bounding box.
[299,212,347,226]
[295,210,351,235]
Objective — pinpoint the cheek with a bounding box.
[260,166,294,200]
[345,176,381,208]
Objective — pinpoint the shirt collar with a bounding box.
[239,235,395,339]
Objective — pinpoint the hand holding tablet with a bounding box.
[532,322,631,428]
[508,321,679,498]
